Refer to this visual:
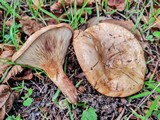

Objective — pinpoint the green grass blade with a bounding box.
[129,91,151,99]
[77,0,89,21]
[144,97,160,119]
[0,66,12,83]
[95,0,100,22]
[131,109,145,119]
[38,7,60,23]
[66,101,74,120]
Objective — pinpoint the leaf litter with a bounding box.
[19,16,44,36]
[0,0,159,120]
[0,84,19,120]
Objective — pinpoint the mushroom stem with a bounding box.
[46,67,77,104]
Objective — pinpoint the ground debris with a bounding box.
[0,84,19,120]
[19,16,44,36]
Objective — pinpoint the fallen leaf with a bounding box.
[50,0,101,13]
[78,86,86,93]
[33,0,44,7]
[0,64,10,76]
[3,65,24,83]
[142,15,160,30]
[0,84,19,120]
[108,0,125,11]
[11,70,33,81]
[0,107,5,120]
[87,16,107,28]
[6,20,13,27]
[0,84,11,108]
[0,44,15,77]
[19,16,44,36]
[0,50,14,58]
[102,19,141,40]
[87,17,141,40]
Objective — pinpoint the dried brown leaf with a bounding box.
[0,44,15,77]
[87,17,141,40]
[142,15,160,30]
[87,16,108,28]
[50,0,101,13]
[0,84,19,120]
[11,71,33,81]
[6,20,13,27]
[20,16,44,36]
[102,19,141,40]
[0,107,5,120]
[0,84,10,108]
[5,92,19,113]
[3,65,23,83]
[0,50,14,58]
[0,64,10,76]
[33,0,44,7]
[108,0,125,11]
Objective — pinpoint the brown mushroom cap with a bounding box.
[12,23,77,104]
[73,23,146,97]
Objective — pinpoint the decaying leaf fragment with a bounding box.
[0,84,19,120]
[108,0,125,11]
[0,44,15,77]
[102,19,141,40]
[50,0,101,13]
[142,15,160,30]
[2,65,23,83]
[73,23,146,97]
[87,17,141,42]
[33,0,44,7]
[19,16,44,36]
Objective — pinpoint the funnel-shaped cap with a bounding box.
[13,23,77,104]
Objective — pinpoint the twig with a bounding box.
[115,107,126,120]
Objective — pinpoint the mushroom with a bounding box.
[73,23,146,97]
[12,23,77,104]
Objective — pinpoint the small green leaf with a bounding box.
[85,8,92,15]
[80,18,85,24]
[146,34,154,42]
[6,115,16,120]
[23,97,33,106]
[28,88,33,96]
[81,107,97,120]
[148,17,156,26]
[153,31,160,39]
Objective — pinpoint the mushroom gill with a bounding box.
[73,23,146,97]
[12,23,77,104]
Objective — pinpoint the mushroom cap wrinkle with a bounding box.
[73,23,146,97]
[12,23,77,104]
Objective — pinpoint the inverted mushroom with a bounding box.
[73,23,146,97]
[12,23,77,104]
